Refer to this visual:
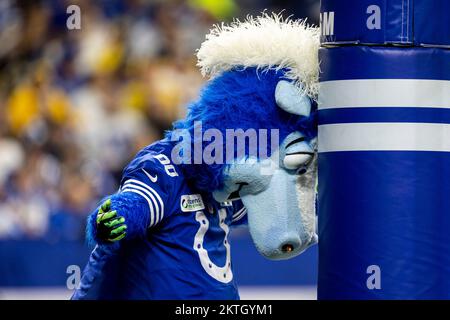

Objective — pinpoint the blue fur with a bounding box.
[87,68,317,245]
[166,67,317,192]
[86,192,150,246]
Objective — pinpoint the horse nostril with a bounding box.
[281,243,294,253]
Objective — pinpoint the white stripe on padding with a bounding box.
[318,123,450,153]
[319,79,450,109]
[123,179,165,222]
[122,182,160,225]
[121,188,156,227]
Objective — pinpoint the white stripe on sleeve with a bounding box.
[232,207,247,222]
[122,182,161,224]
[232,206,246,218]
[123,179,165,222]
[121,188,156,227]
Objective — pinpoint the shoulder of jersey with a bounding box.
[123,140,183,185]
[120,141,184,228]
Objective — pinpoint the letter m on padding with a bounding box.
[321,11,335,36]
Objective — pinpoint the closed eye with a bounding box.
[283,138,314,170]
[285,151,314,156]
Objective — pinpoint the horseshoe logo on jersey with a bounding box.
[193,209,233,283]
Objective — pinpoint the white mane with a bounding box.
[196,12,321,99]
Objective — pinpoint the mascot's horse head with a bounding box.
[167,13,320,260]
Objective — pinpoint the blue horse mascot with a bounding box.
[73,13,320,300]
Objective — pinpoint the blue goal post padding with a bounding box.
[320,0,450,47]
[318,0,450,299]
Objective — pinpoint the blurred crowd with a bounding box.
[0,0,319,241]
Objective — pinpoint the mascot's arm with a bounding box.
[86,192,150,245]
[86,155,173,245]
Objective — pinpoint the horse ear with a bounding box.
[275,80,311,117]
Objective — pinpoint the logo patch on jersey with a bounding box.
[180,194,205,212]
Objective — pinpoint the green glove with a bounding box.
[96,199,127,242]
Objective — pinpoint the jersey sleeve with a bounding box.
[231,199,248,227]
[119,153,177,228]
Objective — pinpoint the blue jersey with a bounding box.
[72,140,248,300]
